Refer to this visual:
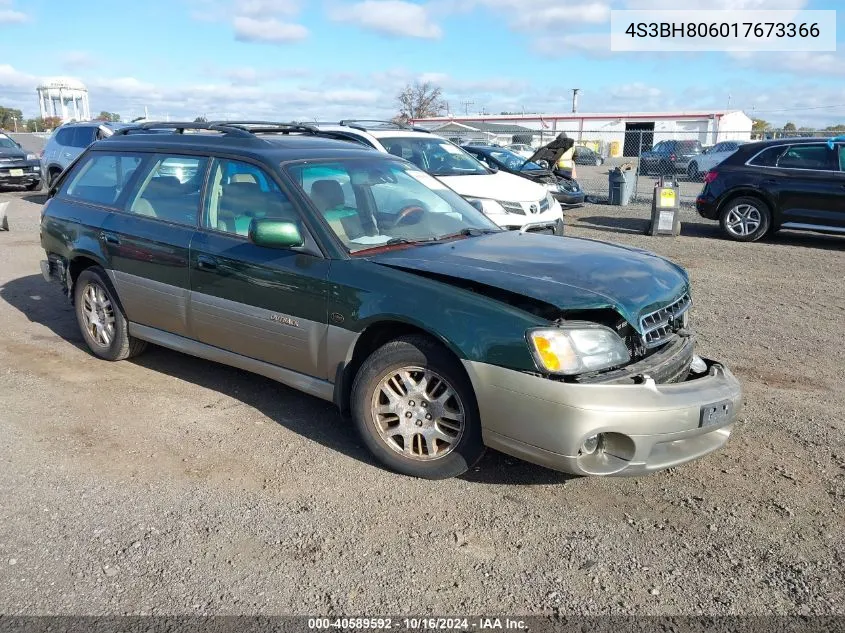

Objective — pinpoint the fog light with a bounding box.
[690,355,707,374]
[580,434,601,455]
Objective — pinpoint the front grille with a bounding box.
[640,293,691,348]
[501,201,525,215]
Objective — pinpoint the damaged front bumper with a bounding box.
[462,335,743,476]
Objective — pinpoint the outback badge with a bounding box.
[270,314,300,328]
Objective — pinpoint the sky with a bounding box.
[1,0,844,127]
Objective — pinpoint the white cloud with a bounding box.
[0,8,27,24]
[233,16,309,42]
[608,81,662,101]
[533,32,613,57]
[729,51,845,77]
[328,0,442,39]
[234,0,300,16]
[625,0,807,8]
[511,3,610,27]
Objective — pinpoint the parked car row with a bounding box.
[38,120,742,479]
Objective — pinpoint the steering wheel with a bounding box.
[394,204,426,227]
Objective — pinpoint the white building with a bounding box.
[37,77,91,123]
[412,110,753,157]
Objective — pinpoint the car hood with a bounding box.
[436,171,548,203]
[368,232,689,332]
[0,147,27,160]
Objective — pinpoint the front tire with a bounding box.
[719,196,771,242]
[350,335,485,479]
[26,180,42,192]
[74,267,147,361]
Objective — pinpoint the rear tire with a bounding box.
[719,196,771,242]
[74,267,147,361]
[350,335,485,479]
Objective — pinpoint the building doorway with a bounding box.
[624,122,655,156]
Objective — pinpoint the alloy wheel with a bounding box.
[724,203,762,238]
[370,366,465,461]
[81,282,116,347]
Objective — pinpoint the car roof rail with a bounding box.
[110,120,319,139]
[336,119,430,133]
[208,120,320,135]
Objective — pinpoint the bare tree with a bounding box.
[396,81,445,121]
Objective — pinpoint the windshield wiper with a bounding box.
[433,228,499,242]
[351,237,431,255]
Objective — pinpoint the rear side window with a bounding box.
[837,146,845,171]
[54,127,74,146]
[126,154,209,226]
[679,141,702,153]
[62,152,145,206]
[70,127,96,148]
[748,146,786,167]
[776,144,833,170]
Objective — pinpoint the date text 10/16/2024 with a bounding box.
[308,618,527,630]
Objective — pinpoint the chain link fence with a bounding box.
[428,126,837,204]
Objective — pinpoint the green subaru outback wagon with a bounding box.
[39,121,742,480]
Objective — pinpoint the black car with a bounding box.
[695,137,845,241]
[640,139,704,179]
[573,145,604,166]
[461,144,585,207]
[0,133,42,191]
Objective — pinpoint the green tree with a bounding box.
[194,115,208,123]
[0,106,24,130]
[824,124,845,132]
[751,118,770,139]
[781,121,797,137]
[95,111,121,122]
[42,116,62,130]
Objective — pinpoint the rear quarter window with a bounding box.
[747,146,786,167]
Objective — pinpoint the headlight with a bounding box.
[527,324,631,375]
[465,197,508,215]
[26,154,37,160]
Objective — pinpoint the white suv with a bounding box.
[312,120,564,234]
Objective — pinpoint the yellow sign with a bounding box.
[658,188,676,208]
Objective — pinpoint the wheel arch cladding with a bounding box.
[67,254,107,303]
[334,321,467,416]
[718,189,774,217]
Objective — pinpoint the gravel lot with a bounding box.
[0,189,843,617]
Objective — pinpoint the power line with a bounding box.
[748,103,845,114]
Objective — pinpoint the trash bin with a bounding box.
[608,165,635,206]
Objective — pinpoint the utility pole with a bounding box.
[461,100,474,116]
[571,89,581,113]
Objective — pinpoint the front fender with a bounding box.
[328,259,546,372]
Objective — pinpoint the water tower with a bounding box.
[37,77,91,123]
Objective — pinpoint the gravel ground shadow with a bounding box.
[0,273,86,350]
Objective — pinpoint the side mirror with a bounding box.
[249,218,304,249]
[486,162,499,173]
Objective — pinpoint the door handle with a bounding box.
[99,231,120,245]
[196,255,218,270]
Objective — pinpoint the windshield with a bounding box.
[286,158,500,254]
[486,148,544,172]
[0,137,19,149]
[378,136,489,176]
